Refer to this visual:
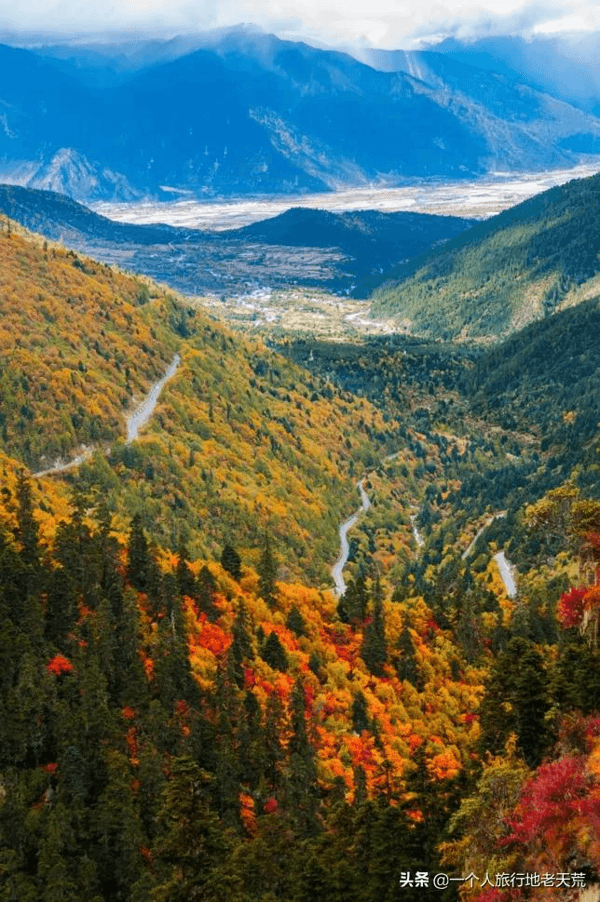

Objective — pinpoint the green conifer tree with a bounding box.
[221,543,242,581]
[262,630,288,672]
[360,579,387,676]
[287,679,319,835]
[258,532,278,608]
[286,604,306,637]
[149,757,239,902]
[197,564,219,621]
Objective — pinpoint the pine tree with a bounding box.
[258,532,278,608]
[231,600,253,687]
[15,470,40,573]
[236,689,265,788]
[90,748,146,901]
[53,489,97,607]
[44,565,78,651]
[351,691,370,734]
[36,804,80,902]
[454,589,483,663]
[175,542,196,599]
[263,691,285,790]
[95,497,122,606]
[262,630,288,672]
[286,604,306,637]
[221,543,242,581]
[337,572,369,626]
[126,514,152,593]
[197,564,219,621]
[360,579,387,676]
[149,757,239,902]
[287,679,319,835]
[395,617,421,688]
[479,637,550,767]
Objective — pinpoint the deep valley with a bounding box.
[3,23,600,902]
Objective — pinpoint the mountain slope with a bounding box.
[469,296,600,460]
[0,218,411,580]
[370,169,600,341]
[2,29,600,201]
[429,33,600,113]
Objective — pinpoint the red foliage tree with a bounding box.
[46,654,74,676]
[557,587,587,629]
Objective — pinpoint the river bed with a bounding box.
[94,164,600,231]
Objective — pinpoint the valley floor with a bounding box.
[95,163,600,229]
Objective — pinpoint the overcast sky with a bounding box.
[3,0,600,48]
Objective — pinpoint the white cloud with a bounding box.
[2,0,600,48]
[533,10,600,34]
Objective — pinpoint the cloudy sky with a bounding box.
[2,0,600,48]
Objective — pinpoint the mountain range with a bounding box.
[3,92,600,894]
[2,27,600,202]
[0,184,473,296]
[426,33,600,115]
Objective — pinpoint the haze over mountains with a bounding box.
[2,26,600,203]
[426,33,600,115]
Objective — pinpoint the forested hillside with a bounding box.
[0,221,412,580]
[2,211,600,901]
[371,170,600,341]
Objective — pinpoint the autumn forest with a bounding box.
[2,173,600,902]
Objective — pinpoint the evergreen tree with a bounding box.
[287,679,319,835]
[286,604,306,637]
[44,565,78,651]
[258,532,278,608]
[0,523,28,626]
[91,748,146,901]
[263,691,285,790]
[351,691,370,734]
[262,630,288,672]
[236,689,265,788]
[197,564,219,621]
[220,543,241,581]
[36,804,80,902]
[112,589,149,710]
[479,637,549,767]
[308,650,324,681]
[149,757,240,902]
[95,497,122,607]
[154,585,200,714]
[231,601,253,687]
[454,589,483,663]
[360,579,387,676]
[53,489,97,608]
[15,470,40,573]
[353,765,368,807]
[395,617,421,688]
[213,657,242,828]
[175,542,196,599]
[126,514,152,594]
[337,572,369,626]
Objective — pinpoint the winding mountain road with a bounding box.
[332,484,518,598]
[332,479,371,597]
[33,353,181,477]
[126,354,180,443]
[493,551,517,598]
[461,511,506,561]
